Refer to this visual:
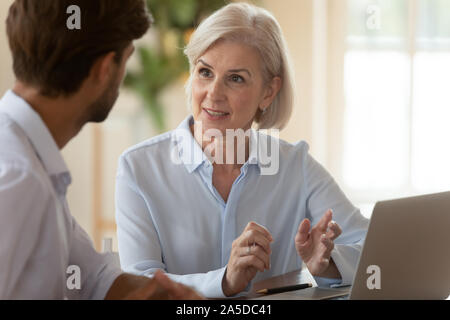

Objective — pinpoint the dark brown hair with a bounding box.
[6,0,152,96]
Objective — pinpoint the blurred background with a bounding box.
[1,0,449,251]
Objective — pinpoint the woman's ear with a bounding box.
[260,76,282,111]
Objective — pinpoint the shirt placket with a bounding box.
[49,173,71,262]
[199,164,251,267]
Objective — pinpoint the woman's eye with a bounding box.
[199,68,212,78]
[229,74,244,83]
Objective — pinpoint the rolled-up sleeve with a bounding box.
[301,143,369,287]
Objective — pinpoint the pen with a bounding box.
[256,283,313,294]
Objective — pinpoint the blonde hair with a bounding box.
[184,2,295,130]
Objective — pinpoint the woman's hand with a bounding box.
[295,209,342,278]
[222,222,273,297]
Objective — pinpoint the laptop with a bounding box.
[349,191,450,299]
[254,191,450,300]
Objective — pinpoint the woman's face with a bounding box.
[191,40,277,134]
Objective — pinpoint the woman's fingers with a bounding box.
[241,243,270,269]
[326,220,342,241]
[295,218,311,247]
[244,221,273,243]
[315,209,333,232]
[320,234,335,256]
[235,229,271,269]
[242,230,272,255]
[237,254,266,273]
[296,211,341,276]
[223,222,273,296]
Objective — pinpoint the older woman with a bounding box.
[115,3,369,298]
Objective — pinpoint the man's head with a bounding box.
[6,0,151,122]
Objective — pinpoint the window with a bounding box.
[342,0,450,217]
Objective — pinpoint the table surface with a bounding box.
[247,268,450,300]
[242,268,349,300]
[252,268,315,292]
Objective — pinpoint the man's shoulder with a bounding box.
[0,112,42,173]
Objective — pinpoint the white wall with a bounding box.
[0,0,14,95]
[265,0,314,145]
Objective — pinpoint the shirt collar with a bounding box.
[248,128,259,166]
[173,115,209,173]
[173,115,262,174]
[0,90,70,178]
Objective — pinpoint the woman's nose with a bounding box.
[207,78,226,102]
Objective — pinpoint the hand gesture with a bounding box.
[295,209,342,277]
[222,222,273,296]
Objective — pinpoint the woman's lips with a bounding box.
[202,108,230,120]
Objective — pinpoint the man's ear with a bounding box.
[90,52,117,85]
[260,76,282,111]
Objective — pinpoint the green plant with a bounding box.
[124,0,228,133]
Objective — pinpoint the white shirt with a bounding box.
[116,116,369,298]
[0,90,122,299]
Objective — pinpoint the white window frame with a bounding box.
[324,0,450,217]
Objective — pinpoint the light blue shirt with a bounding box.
[0,90,122,299]
[115,115,369,298]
